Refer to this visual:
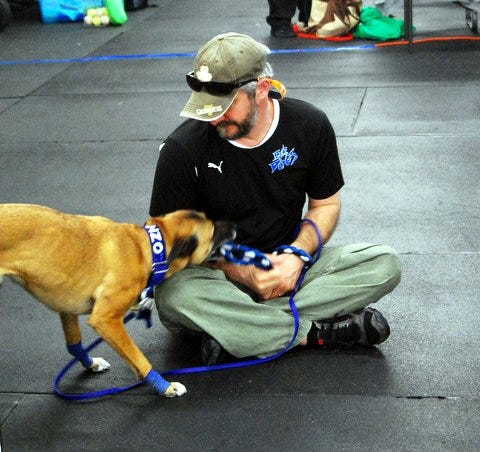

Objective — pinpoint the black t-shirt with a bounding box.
[149,97,344,252]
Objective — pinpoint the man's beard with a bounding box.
[215,95,258,141]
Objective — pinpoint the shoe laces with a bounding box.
[315,314,359,345]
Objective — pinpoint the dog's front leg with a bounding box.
[59,313,110,372]
[87,302,186,397]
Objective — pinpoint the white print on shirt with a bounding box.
[208,161,223,173]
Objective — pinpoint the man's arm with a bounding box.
[291,191,341,255]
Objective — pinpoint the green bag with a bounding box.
[353,7,407,40]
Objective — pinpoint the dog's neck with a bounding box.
[143,224,168,288]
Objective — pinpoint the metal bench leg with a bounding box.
[404,0,414,52]
[466,9,478,33]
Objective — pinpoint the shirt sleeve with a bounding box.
[149,138,201,216]
[306,110,344,200]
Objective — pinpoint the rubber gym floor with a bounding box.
[1,0,479,450]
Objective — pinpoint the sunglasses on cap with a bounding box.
[186,71,257,96]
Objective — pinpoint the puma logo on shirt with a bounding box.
[208,161,224,173]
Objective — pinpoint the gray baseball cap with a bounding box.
[180,32,269,122]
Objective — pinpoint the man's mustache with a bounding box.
[216,120,239,128]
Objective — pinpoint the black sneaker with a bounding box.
[270,24,296,38]
[201,334,229,365]
[308,308,390,347]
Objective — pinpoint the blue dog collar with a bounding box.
[143,224,169,296]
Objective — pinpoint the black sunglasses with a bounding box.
[186,71,257,96]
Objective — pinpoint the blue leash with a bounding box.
[54,219,323,400]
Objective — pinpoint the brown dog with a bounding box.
[0,203,235,397]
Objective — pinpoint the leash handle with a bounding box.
[295,218,324,262]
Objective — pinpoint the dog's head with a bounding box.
[146,210,236,276]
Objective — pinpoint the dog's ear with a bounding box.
[167,235,199,265]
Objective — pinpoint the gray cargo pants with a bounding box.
[154,243,402,358]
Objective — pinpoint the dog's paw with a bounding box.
[164,382,187,398]
[89,357,110,372]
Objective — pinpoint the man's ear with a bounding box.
[256,78,272,97]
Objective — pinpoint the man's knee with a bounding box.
[153,266,223,314]
[370,244,402,290]
[154,271,193,314]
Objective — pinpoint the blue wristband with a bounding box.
[294,219,324,262]
[274,245,314,266]
[67,342,94,369]
[145,369,171,394]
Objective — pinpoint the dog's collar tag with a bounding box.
[144,224,169,289]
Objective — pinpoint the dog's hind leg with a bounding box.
[60,313,110,372]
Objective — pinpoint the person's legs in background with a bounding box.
[266,0,299,37]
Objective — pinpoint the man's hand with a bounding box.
[250,253,304,300]
[213,253,305,300]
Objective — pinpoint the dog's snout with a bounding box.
[213,221,236,245]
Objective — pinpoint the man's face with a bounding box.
[210,90,258,140]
